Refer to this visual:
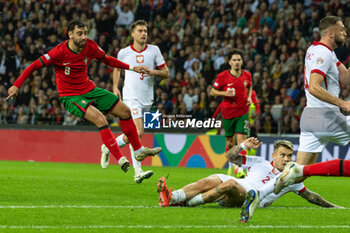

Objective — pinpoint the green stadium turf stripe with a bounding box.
[0,205,350,210]
[0,205,349,209]
[0,225,349,229]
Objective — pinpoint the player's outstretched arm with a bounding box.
[7,59,43,100]
[101,55,146,74]
[226,137,262,166]
[141,65,170,79]
[6,86,19,100]
[298,189,344,208]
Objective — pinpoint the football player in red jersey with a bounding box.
[210,50,252,177]
[7,19,161,172]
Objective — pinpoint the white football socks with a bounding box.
[186,194,204,207]
[116,134,127,148]
[134,146,144,155]
[170,189,186,205]
[129,144,142,173]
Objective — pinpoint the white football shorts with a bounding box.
[212,174,251,192]
[299,109,350,153]
[123,99,152,119]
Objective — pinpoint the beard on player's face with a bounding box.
[334,34,345,47]
[233,63,242,71]
[73,37,86,48]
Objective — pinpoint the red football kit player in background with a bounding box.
[210,50,252,178]
[7,19,161,172]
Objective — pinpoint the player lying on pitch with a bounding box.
[157,138,342,213]
[241,158,349,223]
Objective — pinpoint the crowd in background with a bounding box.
[0,0,350,134]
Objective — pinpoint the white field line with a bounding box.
[0,205,348,210]
[0,225,349,229]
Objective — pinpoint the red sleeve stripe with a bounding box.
[157,63,166,69]
[298,187,306,193]
[310,69,326,77]
[242,155,247,165]
[310,69,328,89]
[337,61,342,67]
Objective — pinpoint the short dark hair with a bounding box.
[130,20,148,32]
[319,16,342,34]
[68,18,87,32]
[228,49,243,60]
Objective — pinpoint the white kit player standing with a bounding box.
[240,16,350,223]
[297,16,350,166]
[101,20,169,183]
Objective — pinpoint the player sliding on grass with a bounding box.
[157,138,341,213]
[7,18,161,172]
[240,158,349,223]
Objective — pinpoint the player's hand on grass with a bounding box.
[243,137,263,149]
[6,86,19,100]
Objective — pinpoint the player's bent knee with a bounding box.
[118,108,132,119]
[90,114,108,127]
[221,180,238,192]
[112,101,132,119]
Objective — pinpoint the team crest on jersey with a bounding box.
[132,108,139,116]
[316,57,324,64]
[81,100,87,104]
[136,55,144,63]
[244,81,247,87]
[84,57,88,65]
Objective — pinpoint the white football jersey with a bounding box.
[259,179,305,208]
[304,41,341,108]
[240,156,280,191]
[118,44,166,105]
[241,156,305,207]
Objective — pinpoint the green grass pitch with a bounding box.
[0,160,349,233]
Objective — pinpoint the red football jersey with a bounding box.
[239,70,252,89]
[212,70,251,119]
[39,38,105,97]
